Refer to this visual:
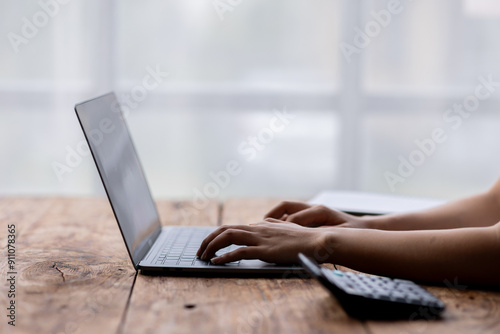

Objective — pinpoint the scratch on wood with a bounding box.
[52,263,66,282]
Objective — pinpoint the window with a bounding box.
[2,0,500,200]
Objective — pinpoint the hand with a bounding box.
[196,219,328,265]
[265,201,368,228]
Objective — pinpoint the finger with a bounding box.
[286,205,331,227]
[201,229,258,260]
[264,201,310,219]
[264,201,312,219]
[196,225,253,257]
[211,246,263,264]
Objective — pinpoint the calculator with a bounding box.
[298,253,445,319]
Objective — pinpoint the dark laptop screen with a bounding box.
[75,93,161,268]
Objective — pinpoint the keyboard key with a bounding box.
[178,260,194,266]
[193,260,208,266]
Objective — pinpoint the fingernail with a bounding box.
[211,257,221,264]
[200,251,207,260]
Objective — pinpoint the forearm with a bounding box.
[323,222,500,285]
[362,190,500,231]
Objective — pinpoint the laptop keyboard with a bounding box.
[154,227,242,266]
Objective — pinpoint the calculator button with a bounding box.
[333,270,344,276]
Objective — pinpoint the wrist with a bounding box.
[312,230,339,263]
[359,215,388,230]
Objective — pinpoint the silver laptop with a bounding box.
[75,92,303,275]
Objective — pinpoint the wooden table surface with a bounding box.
[1,197,499,334]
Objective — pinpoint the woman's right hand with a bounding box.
[264,201,371,229]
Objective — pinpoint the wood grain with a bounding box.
[220,198,283,225]
[0,197,56,249]
[121,199,220,334]
[0,198,136,334]
[365,283,500,334]
[0,198,58,334]
[2,198,500,334]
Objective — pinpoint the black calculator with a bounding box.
[298,253,445,319]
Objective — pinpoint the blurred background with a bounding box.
[1,0,500,201]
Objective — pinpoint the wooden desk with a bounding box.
[1,198,499,334]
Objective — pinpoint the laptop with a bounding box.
[75,92,303,275]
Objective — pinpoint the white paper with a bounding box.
[308,191,447,215]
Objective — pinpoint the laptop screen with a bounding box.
[75,93,161,268]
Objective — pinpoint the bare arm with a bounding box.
[196,178,500,285]
[323,221,500,285]
[365,178,500,230]
[197,219,500,285]
[266,177,500,231]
